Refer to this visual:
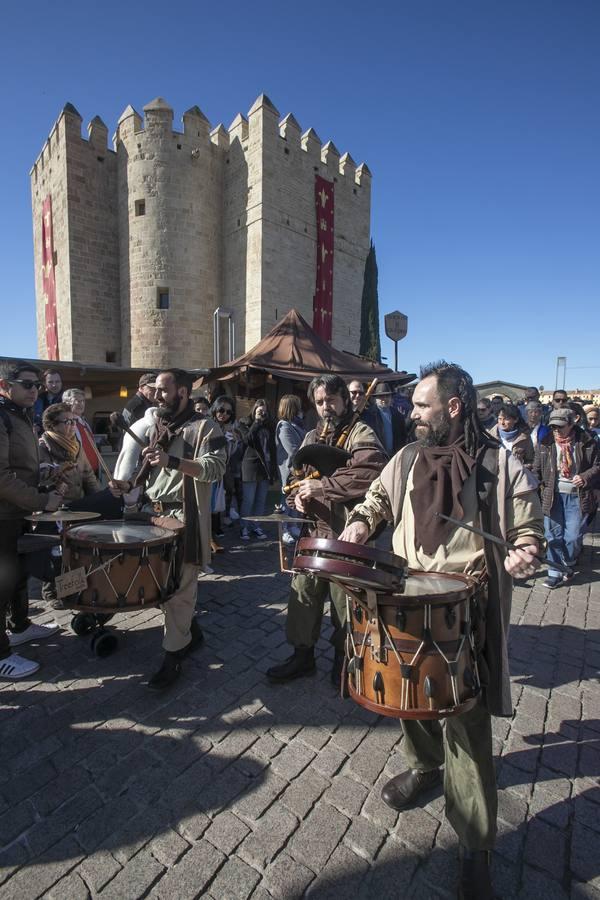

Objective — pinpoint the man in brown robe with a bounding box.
[340,361,544,900]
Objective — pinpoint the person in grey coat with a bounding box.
[275,394,305,544]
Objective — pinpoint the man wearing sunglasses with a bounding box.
[0,361,63,680]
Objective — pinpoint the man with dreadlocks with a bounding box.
[340,361,544,899]
[267,374,387,685]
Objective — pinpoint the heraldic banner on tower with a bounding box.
[42,196,59,360]
[312,175,334,343]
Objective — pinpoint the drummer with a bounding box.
[110,368,226,690]
[0,361,63,680]
[266,374,387,685]
[339,361,544,899]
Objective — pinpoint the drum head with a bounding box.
[66,521,176,548]
[379,570,474,606]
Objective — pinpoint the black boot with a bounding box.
[381,768,442,811]
[266,647,316,683]
[458,847,493,900]
[147,652,182,690]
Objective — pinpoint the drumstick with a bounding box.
[112,413,146,448]
[434,513,572,575]
[86,440,115,483]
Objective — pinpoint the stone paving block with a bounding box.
[263,849,314,899]
[0,758,57,806]
[323,773,369,818]
[523,817,566,882]
[204,810,251,855]
[269,741,315,780]
[490,853,521,899]
[147,827,189,867]
[208,855,261,900]
[360,771,400,830]
[571,881,600,899]
[27,785,101,857]
[331,722,369,755]
[364,835,420,899]
[0,835,84,900]
[498,787,529,826]
[75,794,139,854]
[344,743,388,786]
[252,732,286,760]
[288,803,350,873]
[149,839,226,899]
[199,762,253,816]
[280,768,330,819]
[233,769,288,822]
[306,842,369,897]
[393,806,440,856]
[0,799,35,846]
[32,764,92,816]
[312,743,348,779]
[239,803,299,868]
[570,821,600,886]
[174,808,211,842]
[46,870,90,900]
[298,724,332,751]
[343,815,386,861]
[518,863,569,899]
[541,740,579,777]
[78,849,122,893]
[95,849,164,900]
[0,841,30,888]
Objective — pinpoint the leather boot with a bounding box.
[266,647,316,683]
[381,767,442,811]
[458,847,493,899]
[147,652,182,690]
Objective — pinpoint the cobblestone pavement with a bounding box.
[0,521,598,899]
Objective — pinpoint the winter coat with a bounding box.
[0,399,51,519]
[533,428,600,518]
[38,434,100,502]
[276,417,305,485]
[238,417,277,483]
[490,424,535,468]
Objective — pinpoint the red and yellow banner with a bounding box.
[313,175,334,343]
[41,195,59,360]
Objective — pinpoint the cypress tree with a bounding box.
[359,241,381,361]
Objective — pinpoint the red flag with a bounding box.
[312,175,334,342]
[41,196,59,360]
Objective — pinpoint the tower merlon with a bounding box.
[183,105,211,136]
[228,113,249,144]
[87,115,109,149]
[301,127,322,156]
[143,97,174,129]
[339,151,356,177]
[321,140,340,166]
[210,123,230,148]
[355,161,372,186]
[114,105,143,147]
[248,93,280,118]
[279,113,302,141]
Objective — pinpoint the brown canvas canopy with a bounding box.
[195,309,415,387]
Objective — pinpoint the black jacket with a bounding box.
[533,428,599,517]
[238,417,277,482]
[123,392,153,427]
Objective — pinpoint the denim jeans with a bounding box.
[544,491,582,578]
[240,479,269,530]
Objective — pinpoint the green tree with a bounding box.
[359,241,381,361]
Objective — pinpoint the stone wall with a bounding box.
[31,95,372,368]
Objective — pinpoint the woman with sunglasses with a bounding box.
[208,397,243,547]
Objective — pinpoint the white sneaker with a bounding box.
[0,653,41,680]
[253,528,267,540]
[240,527,250,541]
[8,622,60,647]
[198,565,214,578]
[230,508,240,521]
[282,532,296,546]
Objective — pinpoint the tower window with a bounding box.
[135,200,145,216]
[157,288,170,310]
[105,351,116,363]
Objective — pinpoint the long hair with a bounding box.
[278,394,301,422]
[419,360,497,456]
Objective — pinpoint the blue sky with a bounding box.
[1,0,598,390]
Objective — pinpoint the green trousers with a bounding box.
[401,700,497,850]
[285,573,348,650]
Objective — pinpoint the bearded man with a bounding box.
[267,374,386,685]
[340,361,544,899]
[110,369,226,689]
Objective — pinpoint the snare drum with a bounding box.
[292,537,406,593]
[346,571,481,720]
[61,521,182,612]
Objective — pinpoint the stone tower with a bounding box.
[31,95,372,369]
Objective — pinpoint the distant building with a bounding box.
[30,95,372,369]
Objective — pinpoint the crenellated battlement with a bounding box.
[30,91,372,368]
